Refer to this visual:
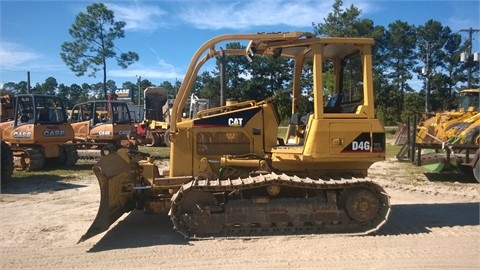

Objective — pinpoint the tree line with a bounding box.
[1,0,478,125]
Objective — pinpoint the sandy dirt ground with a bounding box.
[0,158,479,270]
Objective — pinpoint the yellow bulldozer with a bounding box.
[0,94,78,171]
[80,32,391,242]
[69,95,137,159]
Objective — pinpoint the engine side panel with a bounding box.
[170,103,278,179]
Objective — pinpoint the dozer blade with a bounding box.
[78,149,136,243]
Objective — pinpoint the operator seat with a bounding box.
[324,93,343,113]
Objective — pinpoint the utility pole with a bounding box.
[459,28,480,89]
[136,75,141,121]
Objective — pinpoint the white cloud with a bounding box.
[109,58,183,81]
[177,0,373,30]
[447,17,480,39]
[106,3,167,31]
[0,42,41,70]
[109,68,183,81]
[102,0,375,31]
[177,0,326,29]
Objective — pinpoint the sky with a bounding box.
[0,0,479,91]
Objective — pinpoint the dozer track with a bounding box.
[169,173,390,238]
[12,147,45,171]
[76,143,117,160]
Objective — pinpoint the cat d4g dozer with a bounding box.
[0,94,78,171]
[80,32,390,243]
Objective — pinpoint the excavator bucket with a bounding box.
[78,149,136,243]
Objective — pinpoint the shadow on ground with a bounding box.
[1,174,87,194]
[423,171,477,183]
[86,201,479,252]
[87,212,188,252]
[378,202,479,235]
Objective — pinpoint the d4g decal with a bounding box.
[341,132,385,153]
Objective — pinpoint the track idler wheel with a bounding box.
[343,188,380,222]
[180,191,218,213]
[171,190,220,237]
